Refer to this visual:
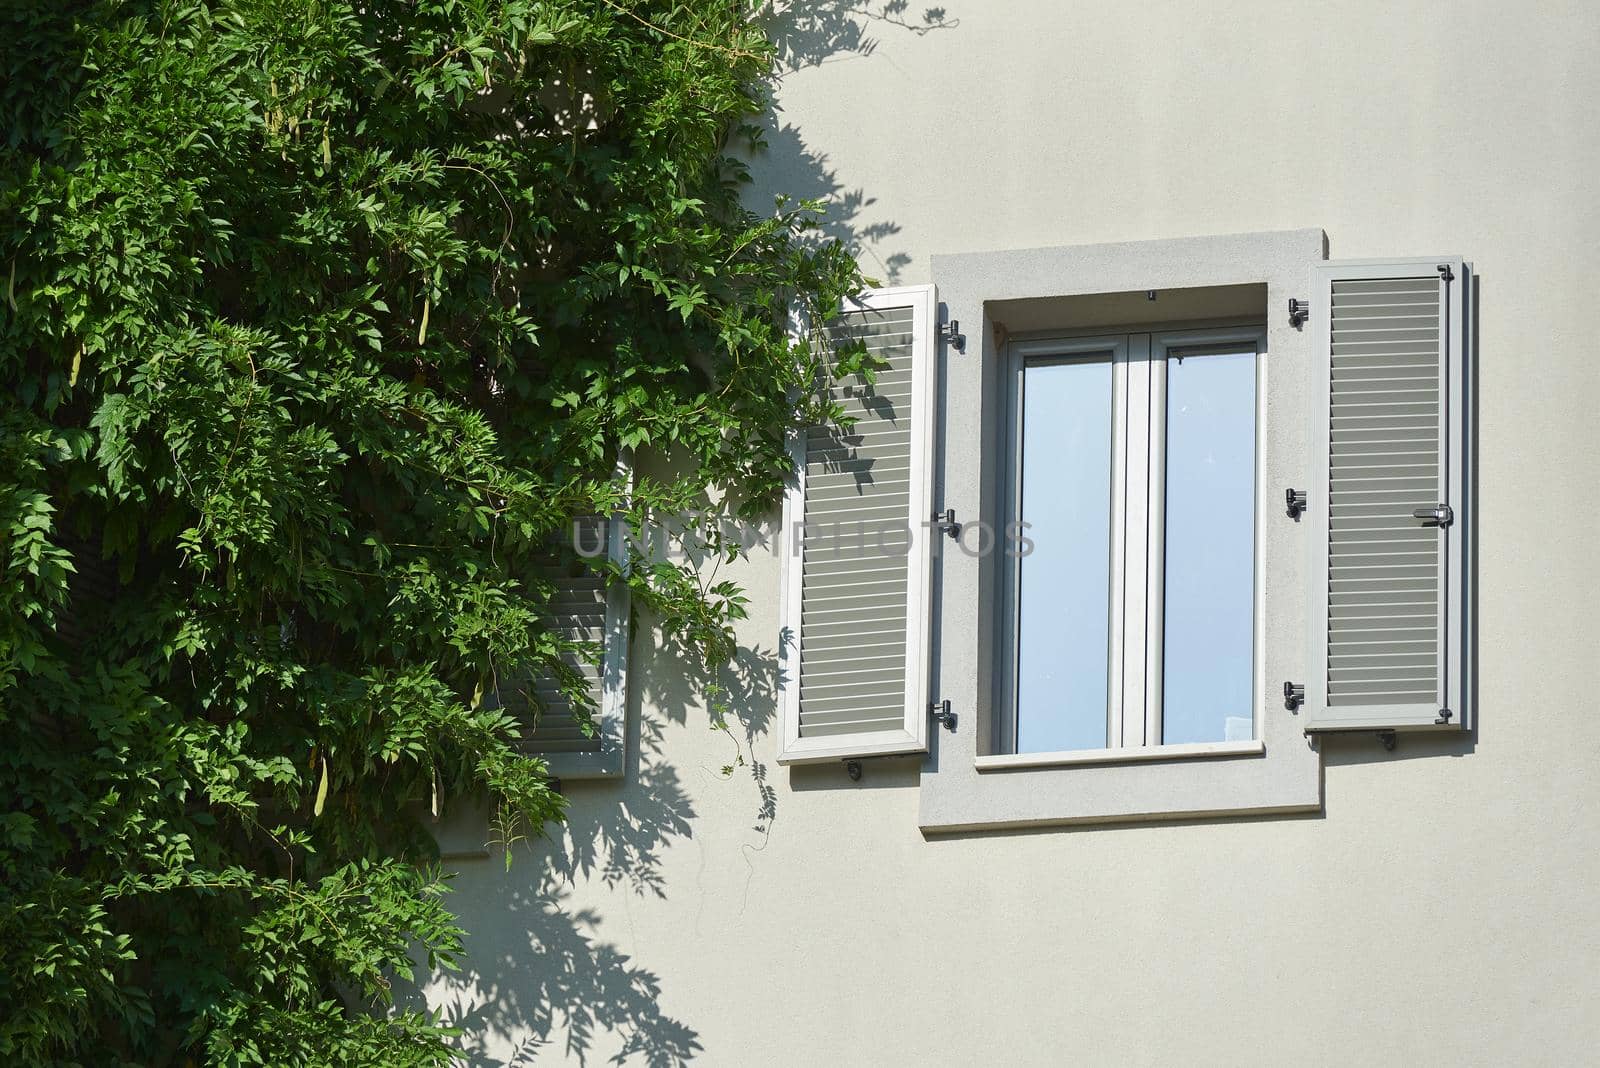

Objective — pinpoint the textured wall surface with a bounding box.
[424,3,1600,1063]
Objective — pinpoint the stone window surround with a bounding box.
[918,229,1329,833]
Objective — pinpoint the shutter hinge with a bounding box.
[932,509,960,539]
[938,316,965,353]
[1285,488,1308,520]
[1436,708,1454,726]
[1287,298,1311,328]
[1283,681,1306,712]
[929,699,957,733]
[1412,503,1454,528]
[1437,263,1455,282]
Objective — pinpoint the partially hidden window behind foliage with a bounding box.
[0,2,871,1062]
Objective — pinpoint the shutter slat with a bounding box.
[802,554,910,578]
[798,628,908,653]
[799,715,906,737]
[800,630,908,654]
[803,495,911,521]
[1331,357,1439,370]
[801,575,911,598]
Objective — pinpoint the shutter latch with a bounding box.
[1283,681,1306,712]
[1412,503,1454,528]
[932,509,961,539]
[929,699,957,733]
[1285,488,1308,520]
[938,317,966,353]
[1287,298,1311,328]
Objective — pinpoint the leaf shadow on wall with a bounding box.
[411,8,960,1063]
[746,2,961,286]
[764,1,959,75]
[413,870,701,1067]
[411,630,783,1066]
[752,121,912,285]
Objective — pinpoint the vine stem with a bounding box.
[599,0,765,61]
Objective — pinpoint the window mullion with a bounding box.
[1106,342,1129,747]
[1118,336,1153,747]
[1145,352,1168,746]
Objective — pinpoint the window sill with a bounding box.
[975,739,1264,772]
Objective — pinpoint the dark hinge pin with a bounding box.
[1285,488,1308,520]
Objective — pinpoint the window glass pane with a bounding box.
[1015,358,1113,752]
[1162,350,1256,744]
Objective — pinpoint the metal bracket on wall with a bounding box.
[939,317,965,353]
[929,699,957,733]
[1287,298,1311,328]
[1285,488,1308,520]
[932,509,961,539]
[1283,681,1306,712]
[1436,708,1454,726]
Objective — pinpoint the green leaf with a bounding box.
[313,757,329,818]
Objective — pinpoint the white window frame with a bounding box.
[777,284,938,764]
[997,326,1267,759]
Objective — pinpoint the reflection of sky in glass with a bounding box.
[1015,359,1112,753]
[1162,351,1256,744]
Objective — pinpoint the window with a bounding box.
[999,328,1264,756]
[772,232,1473,830]
[515,507,633,781]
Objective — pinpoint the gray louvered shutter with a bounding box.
[778,285,938,763]
[515,516,629,778]
[1308,259,1471,731]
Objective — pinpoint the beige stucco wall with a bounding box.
[424,2,1600,1063]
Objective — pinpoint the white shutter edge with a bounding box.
[777,284,938,764]
[1305,257,1471,733]
[539,455,633,779]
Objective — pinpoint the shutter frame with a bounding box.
[1307,258,1471,732]
[778,285,938,763]
[520,473,632,779]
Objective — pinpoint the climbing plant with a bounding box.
[0,1,872,1062]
